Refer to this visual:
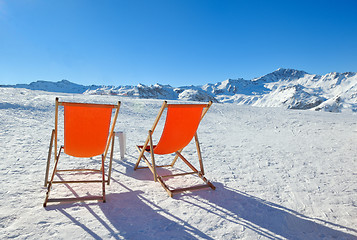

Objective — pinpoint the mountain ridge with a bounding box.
[2,68,356,112]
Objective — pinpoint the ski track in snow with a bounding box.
[0,87,356,239]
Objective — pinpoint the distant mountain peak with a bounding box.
[275,68,307,73]
[2,68,356,112]
[58,79,72,84]
[253,68,309,83]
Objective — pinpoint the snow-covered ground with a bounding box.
[0,87,356,239]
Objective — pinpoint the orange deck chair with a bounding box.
[134,101,215,197]
[44,98,120,207]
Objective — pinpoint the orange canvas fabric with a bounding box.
[64,105,112,157]
[153,104,205,155]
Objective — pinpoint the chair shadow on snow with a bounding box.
[119,157,357,239]
[45,188,213,239]
[44,157,213,240]
[179,182,357,240]
[118,157,357,239]
[100,188,213,239]
[44,156,356,240]
[102,157,213,239]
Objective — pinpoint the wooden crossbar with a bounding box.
[46,196,104,203]
[51,180,107,184]
[56,169,101,172]
[168,104,208,108]
[135,165,172,169]
[59,101,116,108]
[161,171,198,178]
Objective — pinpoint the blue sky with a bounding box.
[0,0,356,86]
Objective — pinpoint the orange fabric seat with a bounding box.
[64,104,112,157]
[153,104,206,155]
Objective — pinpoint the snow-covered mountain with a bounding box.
[5,79,102,94]
[3,68,357,112]
[83,83,218,103]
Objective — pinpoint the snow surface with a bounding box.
[0,87,356,239]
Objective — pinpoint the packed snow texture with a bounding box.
[3,68,357,113]
[0,87,356,239]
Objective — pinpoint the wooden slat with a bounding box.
[161,171,198,178]
[168,104,208,108]
[59,101,116,108]
[135,164,172,169]
[47,196,103,203]
[56,169,101,172]
[52,180,104,184]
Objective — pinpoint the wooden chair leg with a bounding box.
[134,136,149,170]
[171,149,183,167]
[44,129,55,187]
[107,135,115,185]
[195,133,205,175]
[175,151,199,173]
[102,154,106,203]
[149,130,157,182]
[43,147,62,207]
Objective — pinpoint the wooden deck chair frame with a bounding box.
[44,98,120,207]
[134,101,215,197]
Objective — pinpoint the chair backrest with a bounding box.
[61,102,116,158]
[153,104,207,155]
